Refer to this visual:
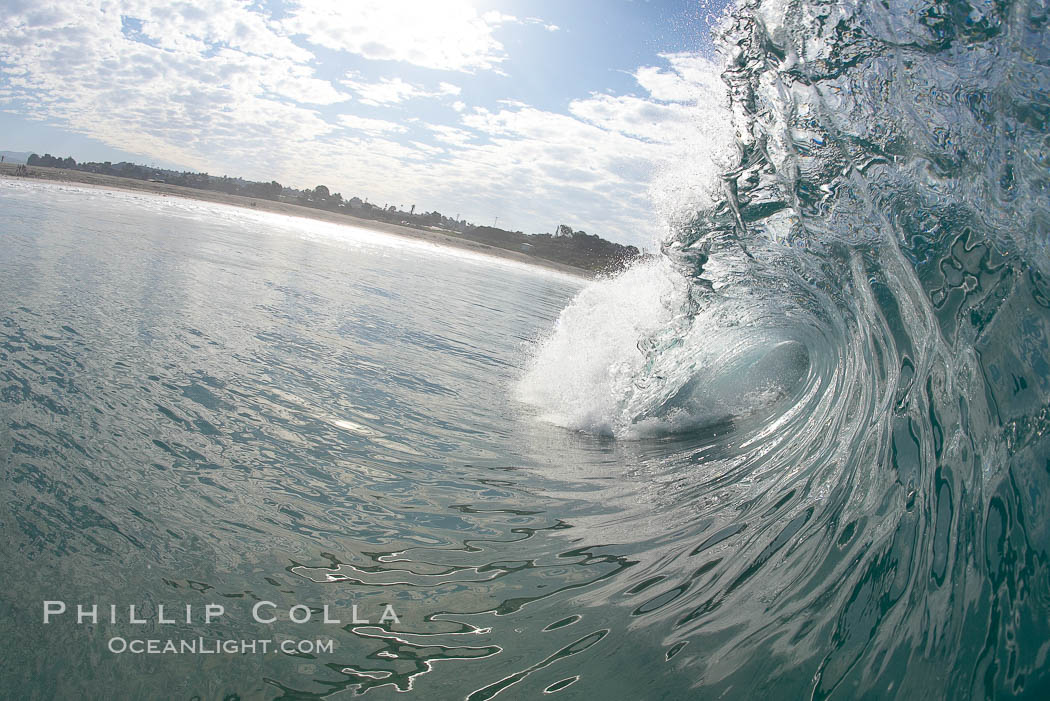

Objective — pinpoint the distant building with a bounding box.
[520,243,534,253]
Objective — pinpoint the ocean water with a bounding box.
[3,0,1050,699]
[524,0,1050,697]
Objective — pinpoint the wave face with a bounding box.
[521,0,1050,695]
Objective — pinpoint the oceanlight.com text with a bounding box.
[107,637,335,655]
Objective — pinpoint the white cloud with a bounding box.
[482,11,519,25]
[634,52,725,103]
[0,0,342,170]
[425,124,476,147]
[119,0,311,63]
[283,0,512,73]
[338,114,407,134]
[568,94,694,143]
[342,76,461,106]
[524,16,560,32]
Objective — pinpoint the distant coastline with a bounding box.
[0,162,595,279]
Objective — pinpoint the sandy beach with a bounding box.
[0,163,591,279]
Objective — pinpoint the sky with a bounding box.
[0,0,734,248]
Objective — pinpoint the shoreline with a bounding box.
[0,163,592,280]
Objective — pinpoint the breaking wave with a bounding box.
[519,0,1050,695]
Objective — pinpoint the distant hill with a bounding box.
[0,151,31,164]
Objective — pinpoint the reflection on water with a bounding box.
[2,181,668,699]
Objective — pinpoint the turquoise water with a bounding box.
[3,0,1050,697]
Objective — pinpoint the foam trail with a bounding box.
[517,258,689,435]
